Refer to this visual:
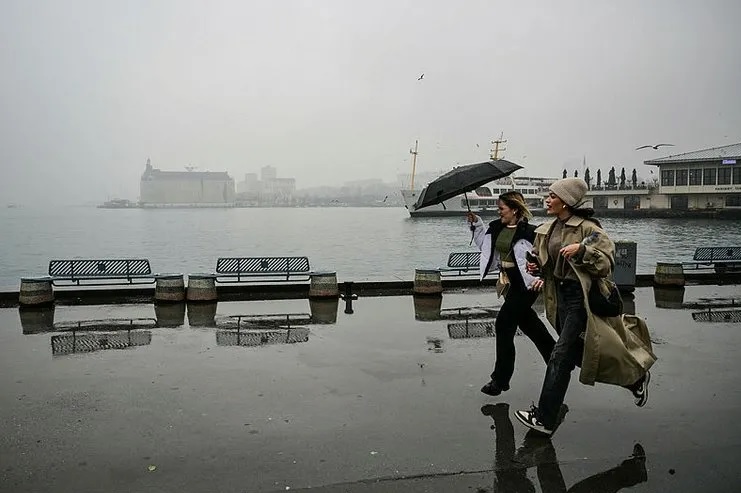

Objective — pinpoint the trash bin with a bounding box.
[613,241,637,292]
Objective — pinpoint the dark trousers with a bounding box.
[537,279,586,429]
[491,288,556,387]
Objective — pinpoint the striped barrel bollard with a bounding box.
[155,274,186,303]
[413,269,443,295]
[186,273,218,302]
[19,276,54,307]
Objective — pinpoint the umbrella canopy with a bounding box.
[413,159,523,210]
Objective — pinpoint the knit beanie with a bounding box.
[549,177,588,208]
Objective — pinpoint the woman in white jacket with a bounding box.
[468,191,556,397]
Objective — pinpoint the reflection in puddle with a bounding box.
[19,306,56,334]
[426,336,444,352]
[154,303,186,327]
[187,302,217,327]
[448,319,496,339]
[692,308,741,323]
[214,313,313,347]
[216,327,309,347]
[482,403,648,492]
[50,318,156,355]
[309,298,339,324]
[413,295,442,321]
[653,286,685,309]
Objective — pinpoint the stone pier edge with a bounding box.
[1,272,740,308]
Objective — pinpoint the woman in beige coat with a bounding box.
[514,178,656,436]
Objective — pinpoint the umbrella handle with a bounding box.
[465,192,476,245]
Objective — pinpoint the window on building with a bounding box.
[661,169,675,186]
[689,169,702,186]
[727,194,741,207]
[675,169,688,186]
[703,168,716,185]
[593,196,608,209]
[718,167,732,185]
[733,167,741,185]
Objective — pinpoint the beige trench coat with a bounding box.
[532,216,657,386]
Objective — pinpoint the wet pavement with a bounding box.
[1,285,741,492]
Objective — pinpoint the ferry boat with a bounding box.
[401,136,558,217]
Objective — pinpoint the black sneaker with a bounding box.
[514,406,553,436]
[481,380,510,397]
[632,371,650,407]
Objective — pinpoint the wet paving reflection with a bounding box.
[482,403,648,492]
[215,313,312,347]
[50,319,156,356]
[692,307,741,323]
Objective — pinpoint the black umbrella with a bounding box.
[413,159,523,211]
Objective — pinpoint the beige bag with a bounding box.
[496,268,511,298]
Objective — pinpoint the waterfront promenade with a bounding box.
[2,285,740,492]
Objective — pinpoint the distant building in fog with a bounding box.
[140,159,235,205]
[236,165,296,205]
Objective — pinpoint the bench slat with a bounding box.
[693,247,741,262]
[48,259,154,285]
[216,257,310,274]
[49,259,152,277]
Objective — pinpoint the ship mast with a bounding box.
[490,132,507,160]
[490,133,516,189]
[409,140,419,191]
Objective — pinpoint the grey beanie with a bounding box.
[549,177,588,208]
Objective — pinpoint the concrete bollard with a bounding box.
[413,294,443,321]
[309,298,339,324]
[155,302,186,327]
[413,269,443,295]
[186,273,218,302]
[19,305,55,334]
[654,262,685,287]
[19,277,54,307]
[309,271,339,299]
[155,274,186,303]
[187,301,217,327]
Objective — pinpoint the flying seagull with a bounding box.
[417,73,424,80]
[636,144,675,150]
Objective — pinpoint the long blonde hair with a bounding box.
[499,191,532,220]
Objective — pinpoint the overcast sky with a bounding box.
[1,0,740,204]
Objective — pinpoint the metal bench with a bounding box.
[681,247,741,273]
[215,256,311,283]
[48,259,155,286]
[439,251,485,277]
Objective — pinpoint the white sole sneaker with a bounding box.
[514,409,553,436]
[634,371,651,407]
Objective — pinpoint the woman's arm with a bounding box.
[570,226,615,278]
[513,239,540,288]
[467,213,487,250]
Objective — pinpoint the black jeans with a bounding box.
[491,288,556,387]
[537,279,586,429]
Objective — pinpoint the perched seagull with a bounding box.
[636,144,675,150]
[417,73,424,80]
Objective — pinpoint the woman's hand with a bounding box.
[559,243,581,260]
[530,278,544,291]
[526,261,539,274]
[466,212,479,224]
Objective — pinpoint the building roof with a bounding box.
[644,143,741,165]
[142,169,233,180]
